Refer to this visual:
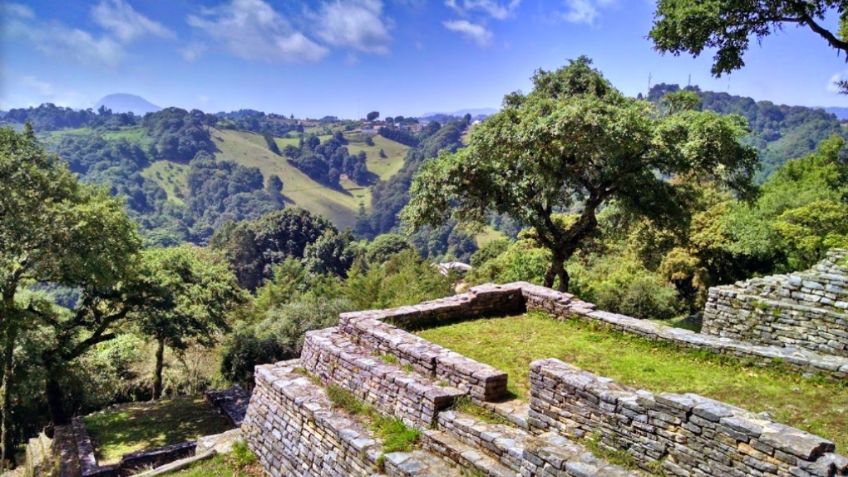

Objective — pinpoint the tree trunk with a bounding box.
[152,337,165,400]
[544,255,570,292]
[45,372,68,426]
[1,325,15,467]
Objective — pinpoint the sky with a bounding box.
[2,0,848,118]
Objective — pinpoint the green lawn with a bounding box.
[416,312,848,451]
[84,397,233,464]
[102,127,154,147]
[344,134,409,181]
[162,454,263,477]
[141,161,189,205]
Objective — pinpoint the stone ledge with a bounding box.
[301,327,465,427]
[528,358,847,477]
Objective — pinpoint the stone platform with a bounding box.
[242,282,848,477]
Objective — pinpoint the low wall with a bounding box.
[340,315,508,401]
[301,327,463,427]
[527,358,848,477]
[703,249,848,357]
[242,360,381,477]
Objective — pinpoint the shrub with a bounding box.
[467,239,551,285]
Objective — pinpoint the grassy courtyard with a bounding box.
[84,397,233,464]
[417,312,848,451]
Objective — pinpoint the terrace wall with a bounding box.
[703,249,848,357]
[528,358,848,477]
[242,361,382,477]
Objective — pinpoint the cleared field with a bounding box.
[84,397,232,464]
[417,312,848,451]
[141,161,189,205]
[102,126,153,147]
[212,128,362,228]
[344,133,408,181]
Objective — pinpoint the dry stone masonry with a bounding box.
[243,280,848,477]
[528,358,848,477]
[704,249,848,358]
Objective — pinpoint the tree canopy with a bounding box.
[403,57,757,291]
[650,0,848,91]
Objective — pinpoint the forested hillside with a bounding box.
[648,84,846,179]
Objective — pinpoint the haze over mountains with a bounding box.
[95,94,160,115]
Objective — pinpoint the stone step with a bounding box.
[481,399,530,430]
[523,432,640,477]
[244,360,464,477]
[420,429,518,477]
[340,311,509,401]
[301,327,465,427]
[437,410,531,472]
[383,449,465,477]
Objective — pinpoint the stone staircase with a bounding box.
[263,316,642,477]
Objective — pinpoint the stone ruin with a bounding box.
[241,282,848,477]
[704,249,848,358]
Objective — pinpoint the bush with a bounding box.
[343,250,453,310]
[570,255,682,320]
[467,239,551,285]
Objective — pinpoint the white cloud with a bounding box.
[316,0,392,54]
[179,42,207,62]
[827,73,847,94]
[5,15,125,67]
[443,19,492,46]
[92,0,175,43]
[445,0,520,20]
[20,75,53,96]
[559,0,615,24]
[3,3,34,19]
[187,0,328,62]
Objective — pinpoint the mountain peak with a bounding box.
[95,93,160,115]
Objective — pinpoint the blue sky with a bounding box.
[2,0,848,118]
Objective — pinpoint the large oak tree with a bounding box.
[402,58,757,291]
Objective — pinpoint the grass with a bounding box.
[83,397,233,464]
[451,396,511,426]
[343,133,409,181]
[161,442,263,477]
[416,312,848,451]
[141,161,189,205]
[102,127,154,147]
[326,384,420,457]
[211,128,362,229]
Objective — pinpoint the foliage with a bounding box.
[142,108,216,162]
[650,0,848,92]
[365,233,413,264]
[377,126,419,147]
[133,245,245,398]
[287,134,369,186]
[470,238,510,267]
[303,230,357,276]
[403,57,757,291]
[210,208,337,290]
[649,84,846,178]
[185,152,283,242]
[366,120,466,237]
[417,312,848,451]
[467,239,551,285]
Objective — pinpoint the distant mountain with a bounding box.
[824,107,848,121]
[421,108,497,121]
[96,93,160,115]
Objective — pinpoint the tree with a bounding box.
[0,126,140,459]
[402,57,757,291]
[366,111,380,121]
[650,0,848,92]
[134,245,244,399]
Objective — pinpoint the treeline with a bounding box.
[647,84,846,179]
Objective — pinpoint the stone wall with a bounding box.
[242,360,462,477]
[242,360,382,477]
[703,249,848,357]
[527,358,848,477]
[300,327,464,427]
